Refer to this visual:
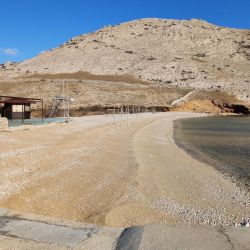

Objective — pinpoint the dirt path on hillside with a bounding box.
[0,113,249,227]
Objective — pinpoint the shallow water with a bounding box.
[8,118,66,127]
[174,115,250,191]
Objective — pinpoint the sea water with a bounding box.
[174,115,250,191]
[8,118,66,127]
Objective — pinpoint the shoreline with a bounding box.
[0,112,249,227]
[173,115,250,193]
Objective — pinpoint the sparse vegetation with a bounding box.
[125,50,134,54]
[191,57,206,63]
[194,53,206,58]
[1,18,249,104]
[147,57,157,61]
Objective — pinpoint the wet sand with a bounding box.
[0,112,249,227]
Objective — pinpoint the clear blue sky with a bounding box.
[1,0,249,63]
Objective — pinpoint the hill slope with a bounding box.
[0,18,249,109]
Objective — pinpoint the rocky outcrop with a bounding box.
[212,100,250,114]
[224,103,249,114]
[0,61,18,71]
[2,18,249,102]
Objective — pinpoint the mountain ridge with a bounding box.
[0,18,249,105]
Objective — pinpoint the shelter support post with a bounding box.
[22,105,24,124]
[42,100,44,122]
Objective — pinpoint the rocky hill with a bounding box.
[0,18,249,114]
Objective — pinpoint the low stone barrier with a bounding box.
[0,117,8,131]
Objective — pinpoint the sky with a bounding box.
[0,0,249,63]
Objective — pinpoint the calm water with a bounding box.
[174,116,250,191]
[8,118,66,127]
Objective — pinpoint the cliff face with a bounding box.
[0,18,249,105]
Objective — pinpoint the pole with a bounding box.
[63,80,65,118]
[22,105,24,124]
[42,100,44,122]
[127,106,129,126]
[67,82,69,119]
[113,108,116,128]
[120,105,123,128]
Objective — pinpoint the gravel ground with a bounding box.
[0,112,249,227]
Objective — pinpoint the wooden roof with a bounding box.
[0,96,43,105]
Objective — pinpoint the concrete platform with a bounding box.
[0,208,249,249]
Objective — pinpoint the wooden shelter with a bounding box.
[0,96,43,123]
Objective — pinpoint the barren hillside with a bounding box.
[0,18,249,112]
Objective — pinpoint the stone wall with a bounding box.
[0,117,8,131]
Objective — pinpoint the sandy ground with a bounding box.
[0,112,249,227]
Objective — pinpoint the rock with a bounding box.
[1,18,249,103]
